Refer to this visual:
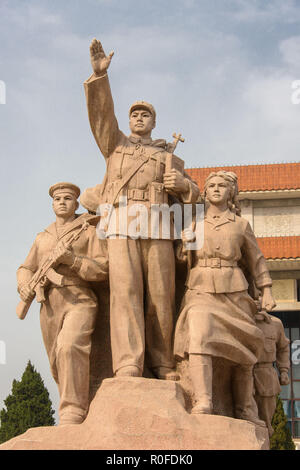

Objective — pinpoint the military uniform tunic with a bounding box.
[254,315,290,435]
[174,211,271,365]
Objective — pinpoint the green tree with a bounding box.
[270,396,295,450]
[0,360,55,444]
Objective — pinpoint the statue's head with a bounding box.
[49,182,80,218]
[129,101,156,137]
[203,170,241,215]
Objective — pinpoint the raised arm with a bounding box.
[84,39,124,159]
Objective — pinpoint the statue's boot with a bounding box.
[189,354,213,414]
[152,366,179,381]
[115,365,142,377]
[233,364,266,427]
[59,413,86,426]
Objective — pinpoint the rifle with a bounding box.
[16,220,90,320]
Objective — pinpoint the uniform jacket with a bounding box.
[254,316,290,397]
[181,210,272,293]
[84,73,200,238]
[17,213,108,292]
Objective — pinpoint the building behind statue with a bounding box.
[186,162,300,448]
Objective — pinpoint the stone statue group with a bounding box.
[17,39,290,438]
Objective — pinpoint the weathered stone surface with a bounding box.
[0,377,269,450]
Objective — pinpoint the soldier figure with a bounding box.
[254,311,290,436]
[84,38,200,379]
[17,182,108,425]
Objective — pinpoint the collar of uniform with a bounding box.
[129,135,166,148]
[44,213,95,240]
[205,209,235,225]
[129,135,152,145]
[223,210,235,222]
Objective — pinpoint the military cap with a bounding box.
[80,184,102,214]
[129,101,156,120]
[49,182,81,199]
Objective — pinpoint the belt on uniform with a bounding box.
[127,188,149,201]
[254,362,274,369]
[48,276,90,289]
[196,258,238,268]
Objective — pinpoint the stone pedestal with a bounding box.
[0,377,269,450]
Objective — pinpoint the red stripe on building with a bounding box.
[186,162,300,193]
[256,236,300,260]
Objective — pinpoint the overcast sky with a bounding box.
[1,0,300,422]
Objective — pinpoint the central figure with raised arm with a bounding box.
[84,38,200,379]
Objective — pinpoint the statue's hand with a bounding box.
[20,284,35,303]
[280,371,290,386]
[261,286,276,312]
[52,241,75,266]
[255,309,272,323]
[90,38,114,76]
[182,228,196,243]
[163,169,189,194]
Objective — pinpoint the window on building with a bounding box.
[275,311,300,438]
[297,280,300,302]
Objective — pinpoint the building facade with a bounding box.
[186,162,300,443]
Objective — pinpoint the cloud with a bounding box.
[2,2,300,172]
[279,36,300,73]
[1,2,62,29]
[228,0,300,24]
[237,69,300,160]
[50,32,90,62]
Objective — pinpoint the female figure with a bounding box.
[174,171,276,424]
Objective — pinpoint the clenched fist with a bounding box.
[52,241,75,266]
[163,169,189,194]
[20,284,35,303]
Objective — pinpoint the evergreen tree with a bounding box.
[270,395,295,450]
[0,360,55,444]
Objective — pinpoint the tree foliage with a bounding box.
[270,395,295,450]
[0,360,55,444]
